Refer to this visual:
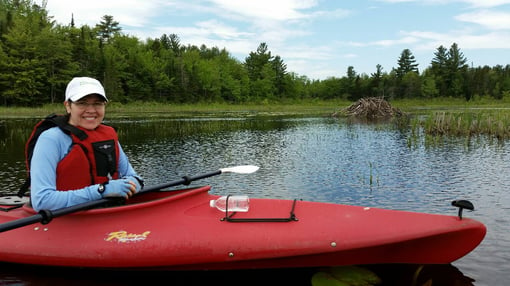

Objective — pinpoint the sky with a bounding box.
[41,0,510,80]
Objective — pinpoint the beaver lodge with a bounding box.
[334,97,404,120]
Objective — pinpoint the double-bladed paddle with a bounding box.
[0,165,259,233]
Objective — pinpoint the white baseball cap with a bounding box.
[65,77,107,102]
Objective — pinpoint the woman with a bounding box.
[30,77,143,211]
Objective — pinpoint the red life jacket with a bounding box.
[18,114,120,196]
[56,124,120,191]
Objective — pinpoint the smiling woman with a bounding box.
[64,77,108,130]
[65,96,107,131]
[28,77,143,212]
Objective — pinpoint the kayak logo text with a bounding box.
[105,230,151,243]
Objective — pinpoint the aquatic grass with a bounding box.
[355,161,380,189]
[412,110,510,141]
[0,119,38,148]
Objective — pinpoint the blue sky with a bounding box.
[43,0,510,80]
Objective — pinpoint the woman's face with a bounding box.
[64,94,106,130]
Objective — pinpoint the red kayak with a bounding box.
[0,185,486,270]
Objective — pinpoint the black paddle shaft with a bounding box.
[141,169,222,193]
[0,169,223,233]
[0,199,109,232]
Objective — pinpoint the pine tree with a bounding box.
[95,15,121,44]
[430,45,448,97]
[395,49,419,79]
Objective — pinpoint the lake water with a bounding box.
[0,115,508,285]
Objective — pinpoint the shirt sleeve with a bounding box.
[30,128,103,212]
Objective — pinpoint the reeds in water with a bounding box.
[415,110,510,140]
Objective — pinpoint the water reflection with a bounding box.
[0,116,507,285]
[0,263,475,286]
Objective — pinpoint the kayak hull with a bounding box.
[0,186,486,270]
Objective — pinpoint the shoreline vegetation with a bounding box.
[2,1,509,108]
[2,98,510,141]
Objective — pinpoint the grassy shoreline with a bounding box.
[2,98,510,140]
[1,97,510,117]
[0,100,345,118]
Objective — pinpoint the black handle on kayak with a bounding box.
[0,165,258,233]
[451,200,475,220]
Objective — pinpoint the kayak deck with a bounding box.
[0,186,486,270]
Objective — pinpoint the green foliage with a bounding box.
[0,0,509,107]
[420,75,439,98]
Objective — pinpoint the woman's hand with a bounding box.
[101,179,138,198]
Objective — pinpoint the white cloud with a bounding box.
[344,36,421,48]
[207,0,318,21]
[396,30,510,50]
[43,0,167,27]
[377,0,510,8]
[310,9,351,19]
[449,32,510,49]
[343,53,359,59]
[455,10,510,30]
[195,20,253,40]
[373,36,421,47]
[461,0,510,8]
[272,45,335,64]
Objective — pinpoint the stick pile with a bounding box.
[340,97,403,119]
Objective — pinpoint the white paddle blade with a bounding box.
[220,165,260,174]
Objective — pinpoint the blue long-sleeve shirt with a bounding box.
[30,126,139,211]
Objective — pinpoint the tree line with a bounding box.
[1,0,509,106]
